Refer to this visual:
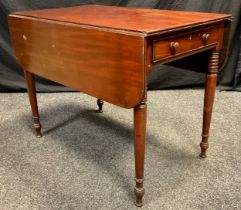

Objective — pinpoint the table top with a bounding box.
[12,5,231,35]
[9,5,231,108]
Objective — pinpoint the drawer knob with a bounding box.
[202,33,210,42]
[170,42,179,52]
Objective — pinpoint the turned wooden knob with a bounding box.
[202,33,210,42]
[170,42,179,52]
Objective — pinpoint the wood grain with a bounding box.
[9,16,145,108]
[8,5,232,207]
[200,50,219,158]
[153,22,224,63]
[12,5,231,35]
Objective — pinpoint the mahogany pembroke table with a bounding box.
[8,5,231,206]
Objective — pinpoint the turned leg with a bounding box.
[200,50,219,158]
[134,98,147,207]
[24,70,42,137]
[97,99,103,113]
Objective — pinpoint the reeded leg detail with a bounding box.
[97,99,103,113]
[134,97,147,207]
[24,70,42,137]
[200,50,219,158]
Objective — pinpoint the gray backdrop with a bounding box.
[0,0,240,92]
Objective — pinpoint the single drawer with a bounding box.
[153,26,222,63]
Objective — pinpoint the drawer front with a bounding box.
[153,26,223,63]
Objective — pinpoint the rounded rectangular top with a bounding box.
[11,5,231,35]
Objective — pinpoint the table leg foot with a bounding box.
[200,50,219,158]
[199,141,208,158]
[134,97,147,206]
[200,151,207,159]
[24,70,42,138]
[97,99,103,113]
[33,117,42,137]
[134,182,145,207]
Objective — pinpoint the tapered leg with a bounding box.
[24,70,42,137]
[97,99,103,113]
[200,50,219,158]
[134,98,147,207]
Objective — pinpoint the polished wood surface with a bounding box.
[8,16,145,109]
[12,5,230,35]
[134,95,147,207]
[153,23,224,63]
[200,50,219,158]
[23,70,42,137]
[8,5,232,207]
